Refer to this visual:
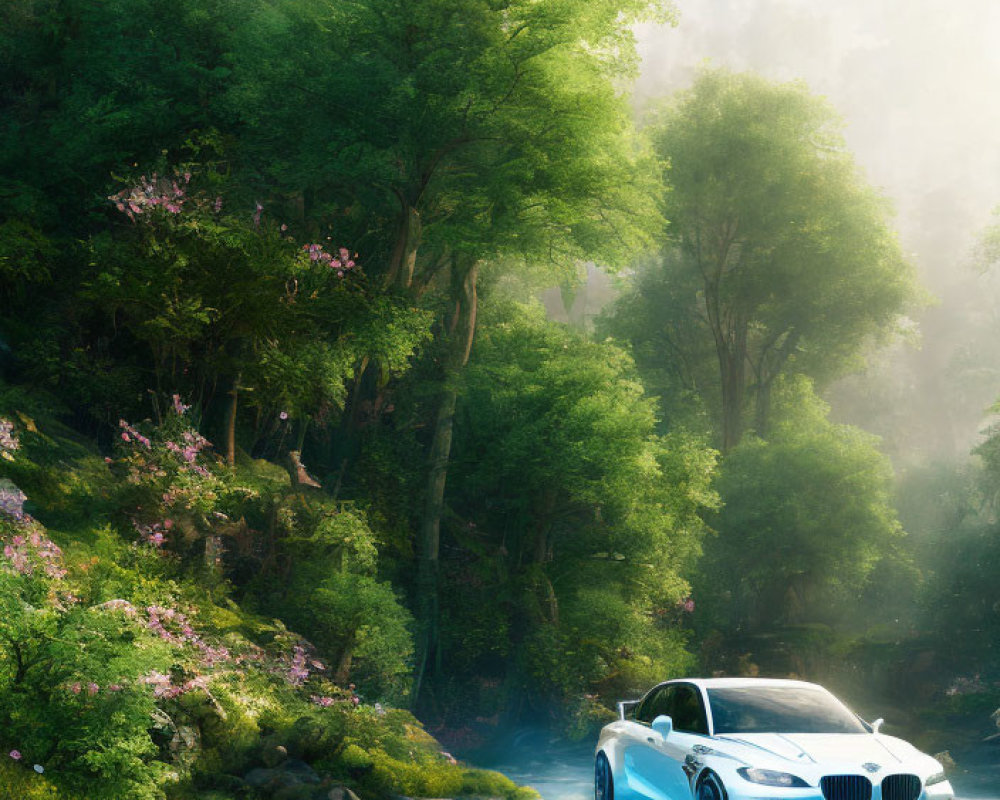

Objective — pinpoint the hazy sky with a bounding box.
[635,0,1000,290]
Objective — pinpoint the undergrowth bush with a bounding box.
[0,408,530,800]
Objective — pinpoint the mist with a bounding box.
[634,0,1000,464]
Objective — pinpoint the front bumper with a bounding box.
[717,777,955,800]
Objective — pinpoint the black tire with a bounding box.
[595,753,614,800]
[696,771,726,800]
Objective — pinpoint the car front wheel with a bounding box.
[696,771,726,800]
[595,753,613,800]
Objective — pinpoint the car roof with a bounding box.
[662,677,829,691]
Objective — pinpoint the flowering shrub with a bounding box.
[302,242,358,278]
[109,403,228,564]
[0,480,27,522]
[108,170,191,219]
[0,418,19,459]
[0,472,366,798]
[0,520,173,798]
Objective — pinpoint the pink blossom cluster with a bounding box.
[115,416,214,487]
[0,483,27,522]
[108,172,191,220]
[66,680,119,696]
[310,695,336,707]
[302,244,357,278]
[94,598,139,617]
[96,598,233,675]
[145,605,231,667]
[171,394,191,416]
[284,644,327,687]
[0,418,19,453]
[141,671,209,700]
[165,429,210,470]
[147,605,200,644]
[309,689,361,709]
[677,597,695,613]
[287,644,310,686]
[133,519,171,547]
[119,419,151,449]
[2,529,66,579]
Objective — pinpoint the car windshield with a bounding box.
[707,686,868,734]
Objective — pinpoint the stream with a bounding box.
[471,730,999,800]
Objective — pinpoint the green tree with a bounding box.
[638,69,918,451]
[228,0,670,691]
[0,0,236,225]
[696,377,904,634]
[84,173,430,460]
[436,300,716,721]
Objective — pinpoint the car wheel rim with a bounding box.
[697,775,722,800]
[595,756,610,800]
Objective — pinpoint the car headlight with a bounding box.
[737,767,810,788]
[925,771,947,786]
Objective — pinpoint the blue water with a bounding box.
[476,732,999,800]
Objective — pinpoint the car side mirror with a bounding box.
[872,718,884,734]
[651,715,673,739]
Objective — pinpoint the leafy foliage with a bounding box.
[435,301,716,721]
[695,378,904,634]
[627,68,919,449]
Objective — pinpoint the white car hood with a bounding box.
[714,732,918,768]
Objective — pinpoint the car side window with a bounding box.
[668,685,709,735]
[636,686,669,724]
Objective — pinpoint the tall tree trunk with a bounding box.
[413,259,478,706]
[708,311,747,453]
[387,204,421,289]
[695,223,750,452]
[335,636,356,685]
[719,349,744,452]
[754,376,773,439]
[225,372,241,466]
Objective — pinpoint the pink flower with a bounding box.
[279,411,288,420]
[121,432,130,442]
[9,750,21,760]
[69,682,81,695]
[87,682,99,696]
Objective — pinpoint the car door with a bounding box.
[627,684,697,800]
[620,685,673,800]
[659,684,710,798]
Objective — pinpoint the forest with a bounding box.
[0,1,998,798]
